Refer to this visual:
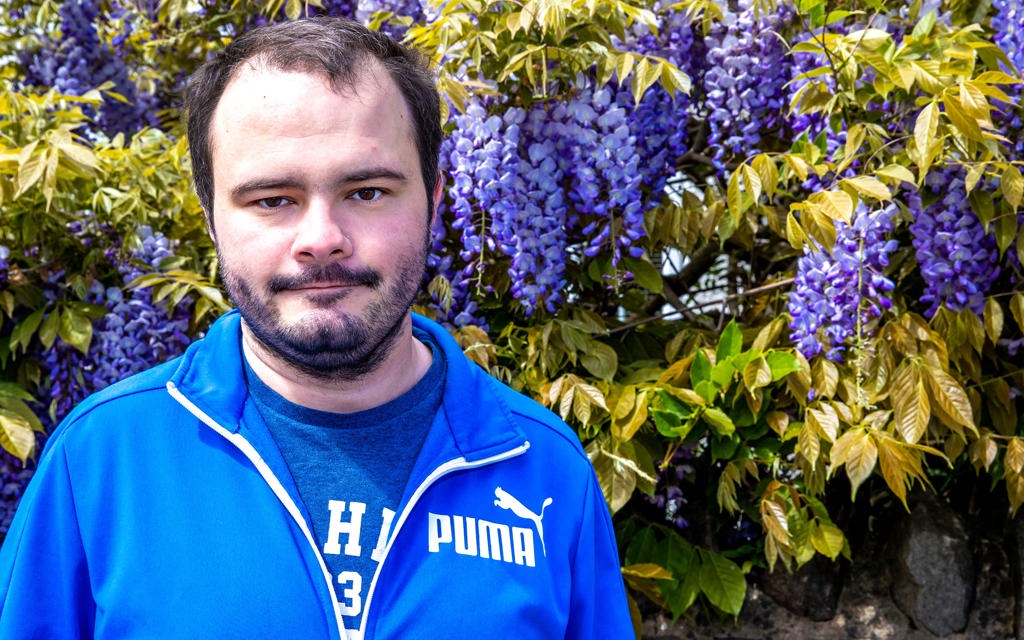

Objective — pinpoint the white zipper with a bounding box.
[356,442,531,638]
[166,381,347,640]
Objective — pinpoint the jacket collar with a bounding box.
[169,310,526,463]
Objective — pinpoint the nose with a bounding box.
[291,199,352,263]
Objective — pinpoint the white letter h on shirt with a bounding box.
[323,500,365,556]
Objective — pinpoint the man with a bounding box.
[0,16,633,640]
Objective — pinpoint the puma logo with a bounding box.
[494,487,552,556]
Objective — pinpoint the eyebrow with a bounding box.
[229,168,410,202]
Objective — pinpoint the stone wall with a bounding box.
[642,492,1019,639]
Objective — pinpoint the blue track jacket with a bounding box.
[0,311,633,639]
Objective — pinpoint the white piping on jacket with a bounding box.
[166,381,347,640]
[357,442,531,639]
[168,380,530,640]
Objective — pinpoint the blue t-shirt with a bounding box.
[244,330,445,633]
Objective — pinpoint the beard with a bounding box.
[220,246,427,383]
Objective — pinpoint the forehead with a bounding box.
[207,61,421,186]
[209,60,414,149]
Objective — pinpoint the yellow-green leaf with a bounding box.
[766,411,790,437]
[959,81,989,120]
[943,93,984,142]
[742,357,772,390]
[809,521,846,560]
[970,434,998,472]
[876,164,916,185]
[891,364,930,444]
[814,190,854,223]
[922,366,976,434]
[1006,438,1024,475]
[752,154,779,199]
[841,175,891,201]
[621,563,672,580]
[1007,468,1024,516]
[0,409,36,462]
[914,102,940,173]
[984,298,1004,343]
[1012,293,1024,333]
[811,358,839,398]
[807,404,839,442]
[799,423,821,467]
[585,442,637,514]
[741,163,762,204]
[830,428,877,499]
[1002,164,1023,210]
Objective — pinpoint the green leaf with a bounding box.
[694,380,718,405]
[697,550,746,617]
[59,308,94,355]
[765,351,801,380]
[657,535,700,619]
[630,56,660,104]
[741,163,762,203]
[809,521,846,560]
[10,309,45,353]
[710,361,735,388]
[623,255,663,294]
[716,319,742,362]
[691,350,711,385]
[911,9,937,39]
[653,390,696,439]
[702,407,736,436]
[996,209,1018,255]
[580,339,618,381]
[38,311,60,350]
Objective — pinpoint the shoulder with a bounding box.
[44,356,185,449]
[484,374,588,458]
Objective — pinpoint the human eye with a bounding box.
[350,187,384,202]
[254,196,293,209]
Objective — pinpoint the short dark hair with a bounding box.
[184,17,442,220]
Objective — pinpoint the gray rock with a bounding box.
[889,493,975,636]
[1010,515,1024,640]
[758,554,846,621]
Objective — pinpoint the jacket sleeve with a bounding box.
[565,469,635,639]
[0,439,95,638]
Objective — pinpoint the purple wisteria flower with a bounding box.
[910,169,1001,317]
[789,204,899,361]
[702,0,792,173]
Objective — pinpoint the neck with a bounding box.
[240,317,433,413]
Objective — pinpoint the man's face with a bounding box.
[208,62,436,380]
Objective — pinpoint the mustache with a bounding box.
[267,263,381,293]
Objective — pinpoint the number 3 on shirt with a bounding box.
[337,571,362,616]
